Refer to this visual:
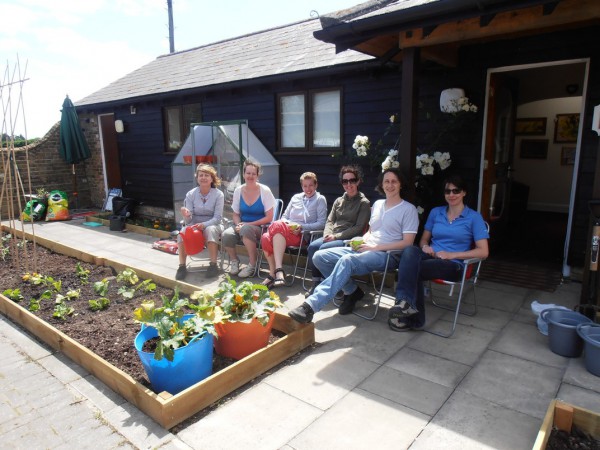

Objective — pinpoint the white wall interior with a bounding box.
[513,96,581,212]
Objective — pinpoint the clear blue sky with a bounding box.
[1,0,360,138]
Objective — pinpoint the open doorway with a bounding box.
[480,60,588,274]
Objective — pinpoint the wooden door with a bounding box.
[100,114,122,189]
[481,74,518,242]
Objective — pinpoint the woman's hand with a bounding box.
[435,250,455,260]
[235,222,244,233]
[181,207,191,219]
[357,243,377,253]
[323,234,335,242]
[421,244,435,257]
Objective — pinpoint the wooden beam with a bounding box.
[421,44,459,67]
[399,0,600,48]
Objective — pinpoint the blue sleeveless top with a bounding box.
[240,195,265,222]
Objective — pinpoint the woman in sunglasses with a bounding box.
[304,165,371,296]
[387,174,489,332]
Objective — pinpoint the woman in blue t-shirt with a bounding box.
[388,174,489,332]
[222,159,275,278]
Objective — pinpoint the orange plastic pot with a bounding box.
[183,156,192,164]
[214,313,275,360]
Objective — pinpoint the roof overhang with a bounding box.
[315,0,600,67]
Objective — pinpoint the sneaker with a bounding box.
[175,265,187,281]
[289,302,314,323]
[388,317,423,332]
[334,290,344,301]
[237,264,256,278]
[229,259,240,275]
[205,262,219,278]
[388,299,418,318]
[338,286,364,315]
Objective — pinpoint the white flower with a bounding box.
[438,158,452,170]
[416,206,424,215]
[381,158,391,171]
[416,159,422,169]
[421,165,434,176]
[353,135,370,157]
[391,161,400,168]
[462,104,470,112]
[470,105,478,113]
[388,149,398,157]
[389,115,396,123]
[458,96,467,105]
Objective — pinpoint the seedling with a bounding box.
[89,298,110,311]
[3,288,23,303]
[117,268,139,285]
[118,278,156,300]
[93,279,110,296]
[53,302,74,320]
[76,262,90,284]
[66,289,80,300]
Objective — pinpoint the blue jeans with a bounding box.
[306,237,345,278]
[307,247,393,312]
[395,245,462,328]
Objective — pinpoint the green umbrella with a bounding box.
[59,95,91,209]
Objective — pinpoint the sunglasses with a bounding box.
[342,178,358,185]
[444,188,463,195]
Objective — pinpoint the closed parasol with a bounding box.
[59,95,91,208]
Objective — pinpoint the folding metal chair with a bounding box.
[284,229,323,287]
[424,221,489,338]
[255,198,284,277]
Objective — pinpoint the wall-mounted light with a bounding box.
[115,119,125,133]
[440,88,465,113]
[130,105,137,115]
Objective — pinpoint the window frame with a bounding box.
[277,87,342,154]
[163,103,202,154]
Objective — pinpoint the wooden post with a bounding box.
[400,47,419,199]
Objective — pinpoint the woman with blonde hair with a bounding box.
[260,172,327,288]
[177,164,224,280]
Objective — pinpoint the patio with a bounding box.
[1,217,599,449]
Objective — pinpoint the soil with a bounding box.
[0,238,289,392]
[548,426,600,449]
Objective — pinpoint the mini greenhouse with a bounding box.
[172,120,280,221]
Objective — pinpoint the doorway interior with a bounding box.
[481,60,587,273]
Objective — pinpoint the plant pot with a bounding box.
[134,314,214,394]
[214,313,275,360]
[183,156,192,164]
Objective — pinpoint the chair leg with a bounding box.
[425,282,477,338]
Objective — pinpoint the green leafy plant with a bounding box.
[22,272,61,291]
[93,279,110,296]
[3,288,23,302]
[28,298,41,312]
[0,233,12,261]
[133,287,223,362]
[53,302,74,320]
[89,298,110,311]
[66,289,81,300]
[76,262,90,284]
[210,276,283,325]
[117,268,139,285]
[117,269,156,300]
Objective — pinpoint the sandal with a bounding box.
[272,268,286,288]
[262,275,275,289]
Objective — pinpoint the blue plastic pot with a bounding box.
[540,308,593,357]
[134,314,213,395]
[577,323,600,377]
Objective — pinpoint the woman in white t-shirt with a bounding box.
[289,167,419,323]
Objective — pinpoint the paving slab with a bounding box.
[563,357,600,393]
[458,350,563,419]
[288,388,430,450]
[556,382,600,413]
[411,390,540,450]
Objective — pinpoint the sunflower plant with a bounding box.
[210,276,283,326]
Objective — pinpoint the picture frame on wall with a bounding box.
[520,139,548,159]
[554,113,580,143]
[515,117,547,135]
[561,146,576,165]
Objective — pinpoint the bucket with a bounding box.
[134,314,214,394]
[109,215,125,231]
[577,323,600,376]
[214,313,274,360]
[540,308,593,357]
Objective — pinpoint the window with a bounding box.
[163,103,202,153]
[278,89,341,151]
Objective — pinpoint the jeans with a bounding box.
[306,237,345,278]
[307,247,392,312]
[395,245,462,328]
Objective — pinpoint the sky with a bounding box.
[1,0,361,139]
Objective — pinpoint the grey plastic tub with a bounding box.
[540,308,593,357]
[577,323,600,376]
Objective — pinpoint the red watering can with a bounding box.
[181,225,205,255]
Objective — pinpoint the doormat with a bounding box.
[479,260,563,292]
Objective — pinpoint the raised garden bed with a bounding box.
[86,215,172,239]
[533,399,600,449]
[0,228,315,428]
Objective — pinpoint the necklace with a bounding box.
[200,189,210,204]
[447,206,464,224]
